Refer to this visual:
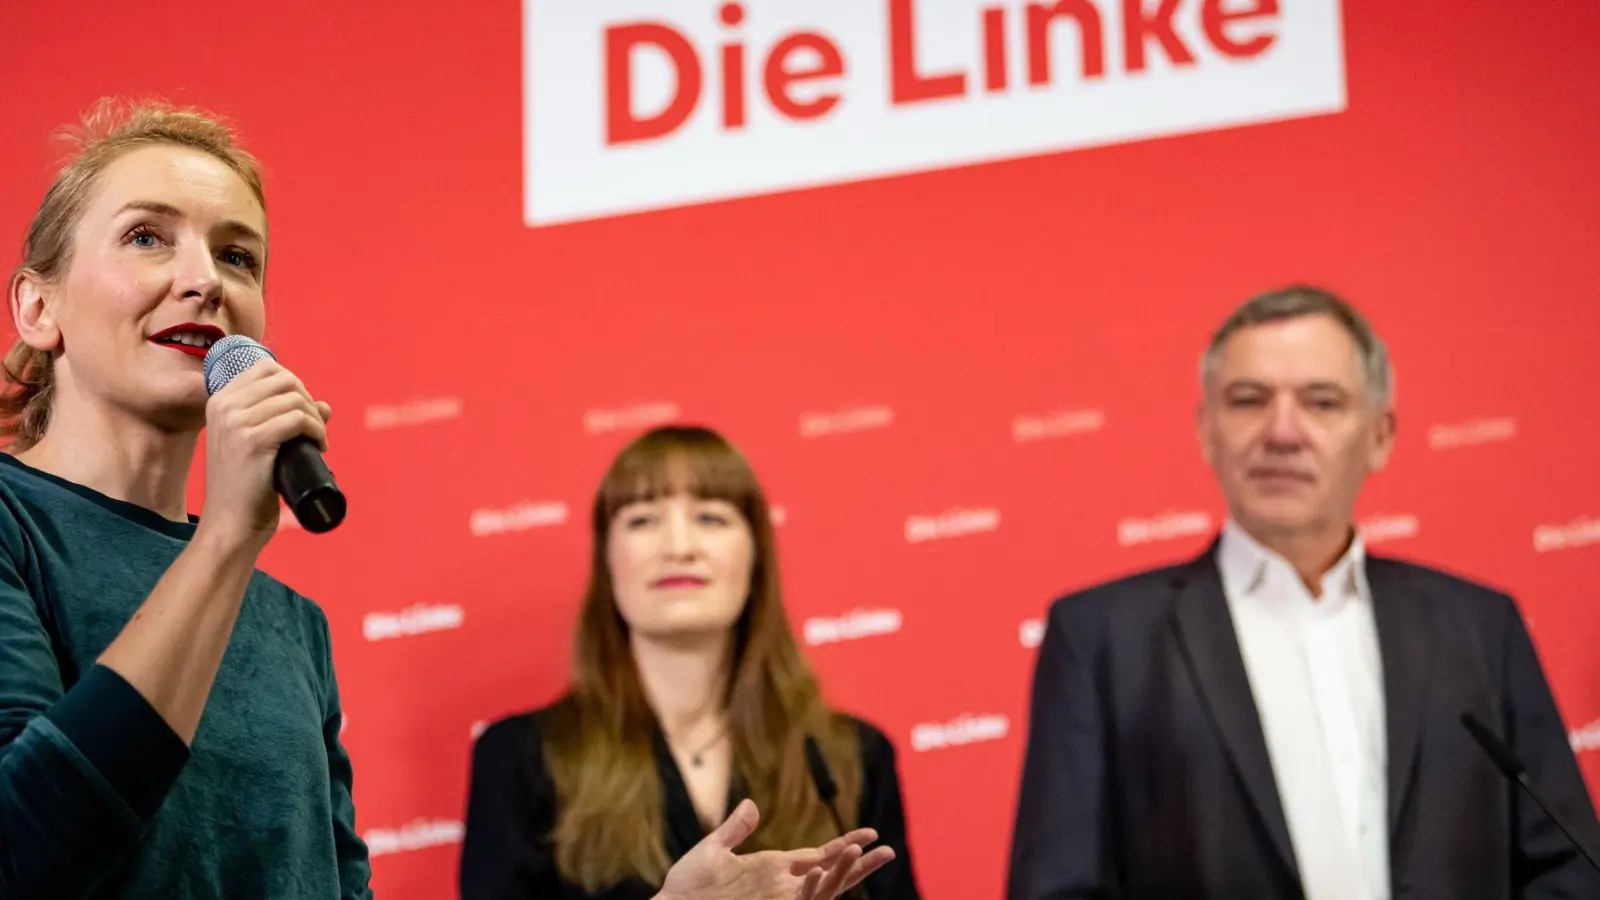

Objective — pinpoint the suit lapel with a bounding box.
[1367,556,1432,834]
[1169,549,1300,882]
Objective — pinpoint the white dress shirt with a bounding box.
[1217,519,1390,900]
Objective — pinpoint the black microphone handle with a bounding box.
[274,436,346,533]
[1509,768,1600,876]
[1462,713,1600,877]
[822,794,870,900]
[821,796,849,838]
[804,736,870,900]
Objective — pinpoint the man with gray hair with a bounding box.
[1007,285,1600,899]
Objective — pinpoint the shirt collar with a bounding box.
[1218,518,1369,605]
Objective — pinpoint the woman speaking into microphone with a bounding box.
[0,98,365,899]
[0,99,894,900]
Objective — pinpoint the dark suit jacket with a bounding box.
[460,701,921,900]
[1008,544,1600,900]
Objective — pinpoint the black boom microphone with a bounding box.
[1460,712,1600,876]
[804,735,870,900]
[204,335,347,533]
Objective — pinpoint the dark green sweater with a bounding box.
[0,453,370,898]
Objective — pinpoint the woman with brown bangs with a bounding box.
[460,425,920,900]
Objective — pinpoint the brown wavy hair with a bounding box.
[542,425,863,891]
[3,97,265,451]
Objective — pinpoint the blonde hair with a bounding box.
[3,97,266,450]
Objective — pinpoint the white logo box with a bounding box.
[524,0,1346,226]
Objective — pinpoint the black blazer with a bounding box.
[460,702,921,900]
[1008,544,1600,900]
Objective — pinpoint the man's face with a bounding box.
[1197,314,1396,542]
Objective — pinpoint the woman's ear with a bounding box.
[10,270,62,352]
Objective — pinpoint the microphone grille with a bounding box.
[204,335,276,396]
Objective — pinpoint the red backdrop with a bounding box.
[3,2,1600,898]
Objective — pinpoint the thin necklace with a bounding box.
[677,723,729,768]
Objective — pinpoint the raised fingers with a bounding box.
[816,828,879,859]
[810,844,862,899]
[793,867,824,900]
[784,848,828,876]
[784,826,881,878]
[835,846,895,893]
[707,798,761,852]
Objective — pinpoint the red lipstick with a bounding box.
[149,323,225,359]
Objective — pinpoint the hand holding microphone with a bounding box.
[200,335,345,544]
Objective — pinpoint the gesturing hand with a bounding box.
[656,799,893,900]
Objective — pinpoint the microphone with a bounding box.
[1461,712,1600,876]
[203,335,346,533]
[804,735,870,900]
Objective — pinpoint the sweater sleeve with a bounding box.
[312,607,373,900]
[0,528,189,897]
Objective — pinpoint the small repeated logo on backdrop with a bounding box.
[523,0,1348,225]
[799,405,894,438]
[905,506,1001,543]
[471,720,489,739]
[910,713,1010,753]
[363,819,465,859]
[1533,517,1600,553]
[364,397,464,431]
[363,604,466,642]
[469,501,570,537]
[1018,618,1044,649]
[584,402,681,435]
[1358,513,1418,545]
[770,505,787,526]
[1570,718,1600,755]
[1116,510,1213,547]
[1428,416,1517,451]
[803,608,903,646]
[1012,408,1104,443]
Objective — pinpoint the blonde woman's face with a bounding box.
[41,145,267,426]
